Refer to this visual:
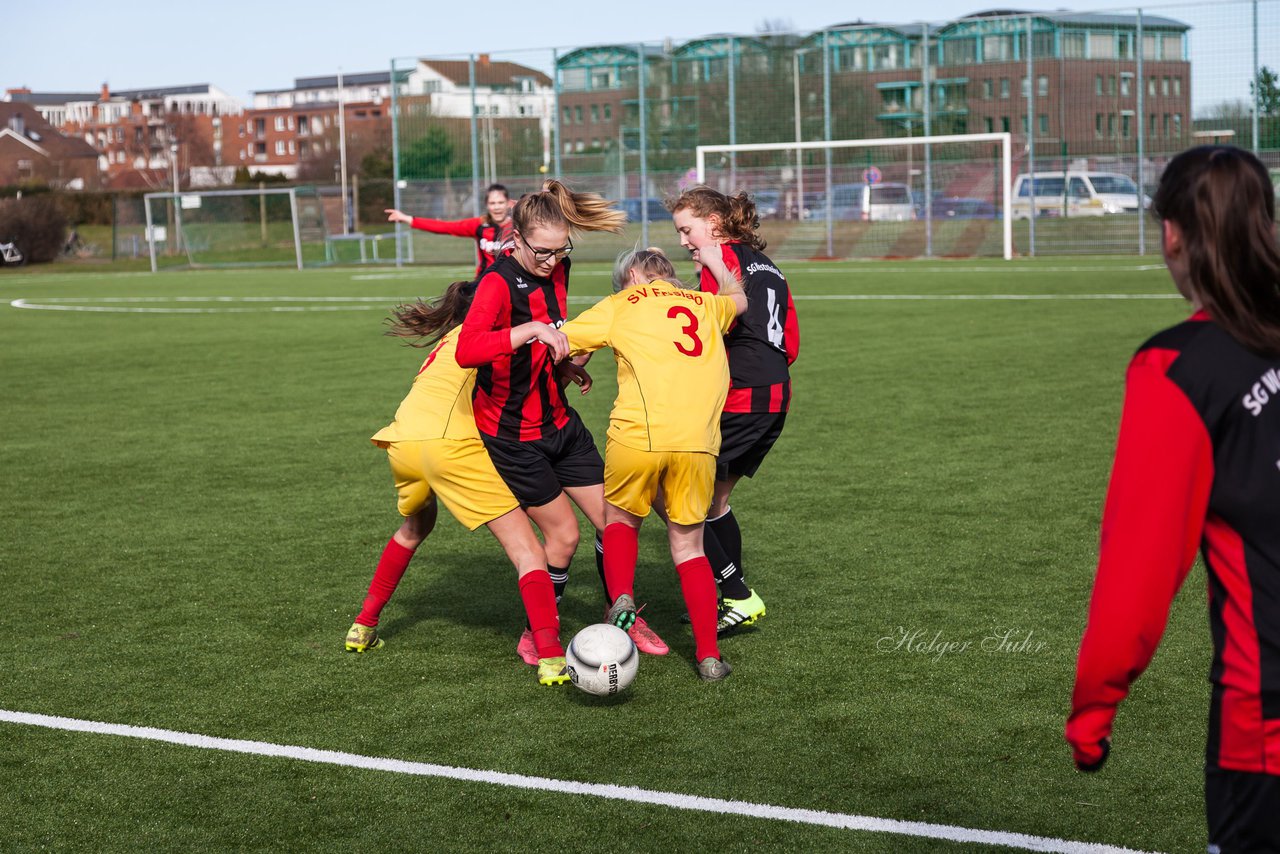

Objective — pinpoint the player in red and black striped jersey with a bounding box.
[1066,146,1280,849]
[386,184,514,277]
[456,180,672,660]
[667,186,800,634]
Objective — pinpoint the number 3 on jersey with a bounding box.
[668,306,704,357]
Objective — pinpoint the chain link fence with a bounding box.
[388,0,1279,262]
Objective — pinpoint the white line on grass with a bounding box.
[1,709,1154,853]
[8,293,1180,314]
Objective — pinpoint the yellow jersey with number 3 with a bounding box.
[563,282,738,454]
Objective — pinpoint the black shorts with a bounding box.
[1206,767,1280,853]
[717,412,787,481]
[481,409,604,508]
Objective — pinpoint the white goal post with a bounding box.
[143,187,327,273]
[696,132,1013,261]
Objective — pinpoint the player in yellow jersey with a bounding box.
[345,279,577,687]
[558,247,747,680]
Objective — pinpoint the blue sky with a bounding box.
[3,0,1273,114]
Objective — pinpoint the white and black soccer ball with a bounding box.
[566,623,638,696]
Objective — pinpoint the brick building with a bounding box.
[0,102,98,188]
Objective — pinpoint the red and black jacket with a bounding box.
[455,253,571,442]
[409,216,515,277]
[1067,310,1280,774]
[699,242,800,414]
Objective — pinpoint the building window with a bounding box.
[1148,78,1156,97]
[1062,32,1086,58]
[1037,76,1048,97]
[1095,75,1103,96]
[1001,116,1010,133]
[1173,113,1182,135]
[1089,32,1115,58]
[982,79,993,100]
[1108,114,1116,138]
[1149,113,1157,135]
[984,116,994,132]
[604,104,612,121]
[287,116,294,130]
[1161,77,1170,96]
[591,104,599,123]
[563,106,572,124]
[1000,78,1010,99]
[1095,113,1104,138]
[1038,114,1048,134]
[1108,76,1117,96]
[574,105,583,123]
[983,34,1014,62]
[563,141,572,154]
[274,116,285,131]
[1122,113,1131,138]
[275,140,285,155]
[1163,113,1170,135]
[288,140,295,154]
[1174,77,1182,97]
[1120,75,1132,97]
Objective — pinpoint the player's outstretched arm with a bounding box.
[385,209,412,224]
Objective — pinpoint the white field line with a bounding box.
[0,709,1156,854]
[8,293,1180,314]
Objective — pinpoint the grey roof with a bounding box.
[6,91,102,104]
[293,71,397,89]
[112,84,215,99]
[959,8,1188,29]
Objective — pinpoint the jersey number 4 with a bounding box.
[668,306,704,357]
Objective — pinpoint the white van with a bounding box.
[809,182,916,222]
[1011,171,1145,219]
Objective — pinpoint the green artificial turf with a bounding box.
[0,257,1205,852]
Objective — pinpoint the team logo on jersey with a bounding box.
[746,261,786,281]
[515,276,528,289]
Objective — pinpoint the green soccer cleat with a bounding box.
[604,593,637,631]
[697,657,733,682]
[345,622,384,653]
[716,589,766,636]
[537,656,571,686]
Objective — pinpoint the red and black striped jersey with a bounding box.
[699,242,799,413]
[1067,310,1280,774]
[409,216,515,277]
[455,253,572,442]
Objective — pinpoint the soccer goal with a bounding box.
[696,132,1013,260]
[143,187,330,272]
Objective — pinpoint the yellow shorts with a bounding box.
[604,439,715,526]
[380,438,519,531]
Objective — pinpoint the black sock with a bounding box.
[707,507,750,599]
[549,563,569,603]
[593,530,611,604]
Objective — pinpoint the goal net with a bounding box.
[143,187,330,271]
[696,132,1013,260]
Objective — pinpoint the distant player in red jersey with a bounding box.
[1066,146,1280,850]
[666,186,800,635]
[455,180,672,662]
[386,183,514,277]
[345,279,575,686]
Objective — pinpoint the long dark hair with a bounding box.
[385,280,476,347]
[511,179,626,235]
[665,185,766,251]
[1154,145,1280,356]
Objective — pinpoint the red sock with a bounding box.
[355,538,416,627]
[518,570,563,658]
[602,522,639,602]
[677,556,720,662]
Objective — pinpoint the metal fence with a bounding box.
[388,0,1280,262]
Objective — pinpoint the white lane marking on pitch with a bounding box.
[0,709,1154,854]
[8,294,1180,314]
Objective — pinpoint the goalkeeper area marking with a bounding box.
[0,709,1151,854]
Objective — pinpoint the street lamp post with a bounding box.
[793,50,804,221]
[170,138,182,254]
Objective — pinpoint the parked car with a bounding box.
[807,183,916,222]
[1010,171,1147,219]
[927,196,998,220]
[750,189,782,219]
[617,198,673,221]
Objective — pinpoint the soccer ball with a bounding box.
[566,623,639,696]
